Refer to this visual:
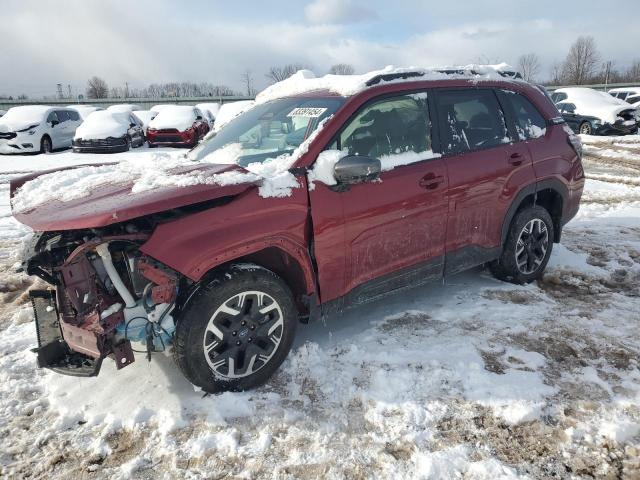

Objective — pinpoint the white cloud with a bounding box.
[305,0,376,25]
[0,0,639,98]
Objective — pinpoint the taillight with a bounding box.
[567,133,582,158]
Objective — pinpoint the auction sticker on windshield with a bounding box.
[287,107,327,118]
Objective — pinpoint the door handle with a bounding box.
[508,153,523,166]
[419,173,444,190]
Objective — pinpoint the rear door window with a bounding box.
[56,110,70,123]
[67,110,80,121]
[501,91,546,140]
[338,93,433,167]
[551,92,567,103]
[433,89,509,155]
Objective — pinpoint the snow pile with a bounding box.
[0,105,51,131]
[213,101,255,132]
[256,64,519,104]
[74,111,131,140]
[148,106,197,131]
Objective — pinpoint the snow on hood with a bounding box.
[0,105,51,132]
[74,111,131,140]
[255,64,519,104]
[556,88,633,124]
[213,101,255,132]
[149,106,197,131]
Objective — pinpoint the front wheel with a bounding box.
[40,136,52,154]
[490,205,554,284]
[579,121,592,135]
[173,265,297,393]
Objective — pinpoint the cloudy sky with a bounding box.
[2,0,639,97]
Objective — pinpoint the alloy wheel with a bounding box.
[203,290,284,379]
[579,123,592,135]
[515,218,549,275]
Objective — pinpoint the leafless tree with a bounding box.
[517,53,541,82]
[86,76,109,99]
[241,70,256,96]
[328,63,355,75]
[624,60,640,82]
[265,63,307,83]
[562,36,600,85]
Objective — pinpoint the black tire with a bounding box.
[40,136,52,154]
[124,136,131,151]
[490,205,554,284]
[173,264,297,393]
[578,122,592,135]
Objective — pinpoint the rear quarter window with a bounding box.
[501,90,546,140]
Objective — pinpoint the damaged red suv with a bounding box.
[11,67,584,393]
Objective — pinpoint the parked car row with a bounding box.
[0,101,255,155]
[550,87,640,136]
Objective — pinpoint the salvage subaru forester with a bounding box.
[11,66,584,393]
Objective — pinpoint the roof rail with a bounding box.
[365,67,523,87]
[366,71,425,87]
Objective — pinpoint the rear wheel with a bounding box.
[579,122,592,135]
[490,205,554,284]
[40,136,52,154]
[173,265,297,393]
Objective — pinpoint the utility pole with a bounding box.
[56,83,63,99]
[124,81,130,99]
[67,84,72,99]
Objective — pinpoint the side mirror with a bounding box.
[196,116,203,121]
[334,155,381,185]
[129,122,136,128]
[51,120,59,127]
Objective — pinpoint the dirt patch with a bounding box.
[482,289,540,305]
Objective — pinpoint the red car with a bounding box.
[146,105,209,147]
[12,68,584,393]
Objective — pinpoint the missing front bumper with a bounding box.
[30,289,103,377]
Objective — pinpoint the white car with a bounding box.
[213,100,255,132]
[607,87,640,101]
[0,105,82,154]
[132,110,157,131]
[107,104,143,114]
[551,87,639,135]
[68,105,104,120]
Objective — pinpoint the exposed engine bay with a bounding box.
[22,224,185,376]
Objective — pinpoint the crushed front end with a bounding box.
[23,228,181,376]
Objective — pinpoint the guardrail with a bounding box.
[0,96,255,110]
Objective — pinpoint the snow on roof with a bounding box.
[148,105,197,131]
[608,87,640,95]
[107,104,142,113]
[132,110,157,129]
[67,105,103,120]
[255,64,521,104]
[74,111,132,140]
[150,104,176,113]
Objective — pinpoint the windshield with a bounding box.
[188,97,344,166]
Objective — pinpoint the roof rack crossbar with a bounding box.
[365,67,523,87]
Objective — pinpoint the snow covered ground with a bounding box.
[1,138,639,479]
